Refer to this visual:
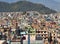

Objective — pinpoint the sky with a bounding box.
[0,0,60,3]
[0,0,19,3]
[54,0,60,2]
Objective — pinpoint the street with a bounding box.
[11,40,44,44]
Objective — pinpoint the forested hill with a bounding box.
[0,1,57,14]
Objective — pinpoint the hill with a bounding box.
[0,1,57,14]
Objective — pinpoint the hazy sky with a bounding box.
[54,0,60,2]
[0,0,60,3]
[0,0,19,2]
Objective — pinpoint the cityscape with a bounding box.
[0,0,60,44]
[0,11,60,44]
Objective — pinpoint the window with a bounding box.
[27,13,30,16]
[4,29,7,32]
[44,31,46,33]
[54,34,55,35]
[41,31,43,33]
[42,24,45,26]
[54,37,55,38]
[44,38,46,39]
[36,31,40,33]
[42,35,43,36]
[44,34,46,36]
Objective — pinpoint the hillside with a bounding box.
[0,1,57,14]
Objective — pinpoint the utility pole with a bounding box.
[20,35,23,44]
[28,34,30,44]
[48,32,52,44]
[28,29,30,44]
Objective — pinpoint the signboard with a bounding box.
[20,32,26,34]
[35,34,43,40]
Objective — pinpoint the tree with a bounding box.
[25,26,35,33]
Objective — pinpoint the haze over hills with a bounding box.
[0,1,57,14]
[27,0,60,12]
[0,0,60,12]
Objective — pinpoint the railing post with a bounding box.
[20,36,23,44]
[28,34,30,44]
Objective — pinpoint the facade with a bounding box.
[0,12,60,44]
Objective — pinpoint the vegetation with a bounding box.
[25,26,36,33]
[0,1,57,14]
